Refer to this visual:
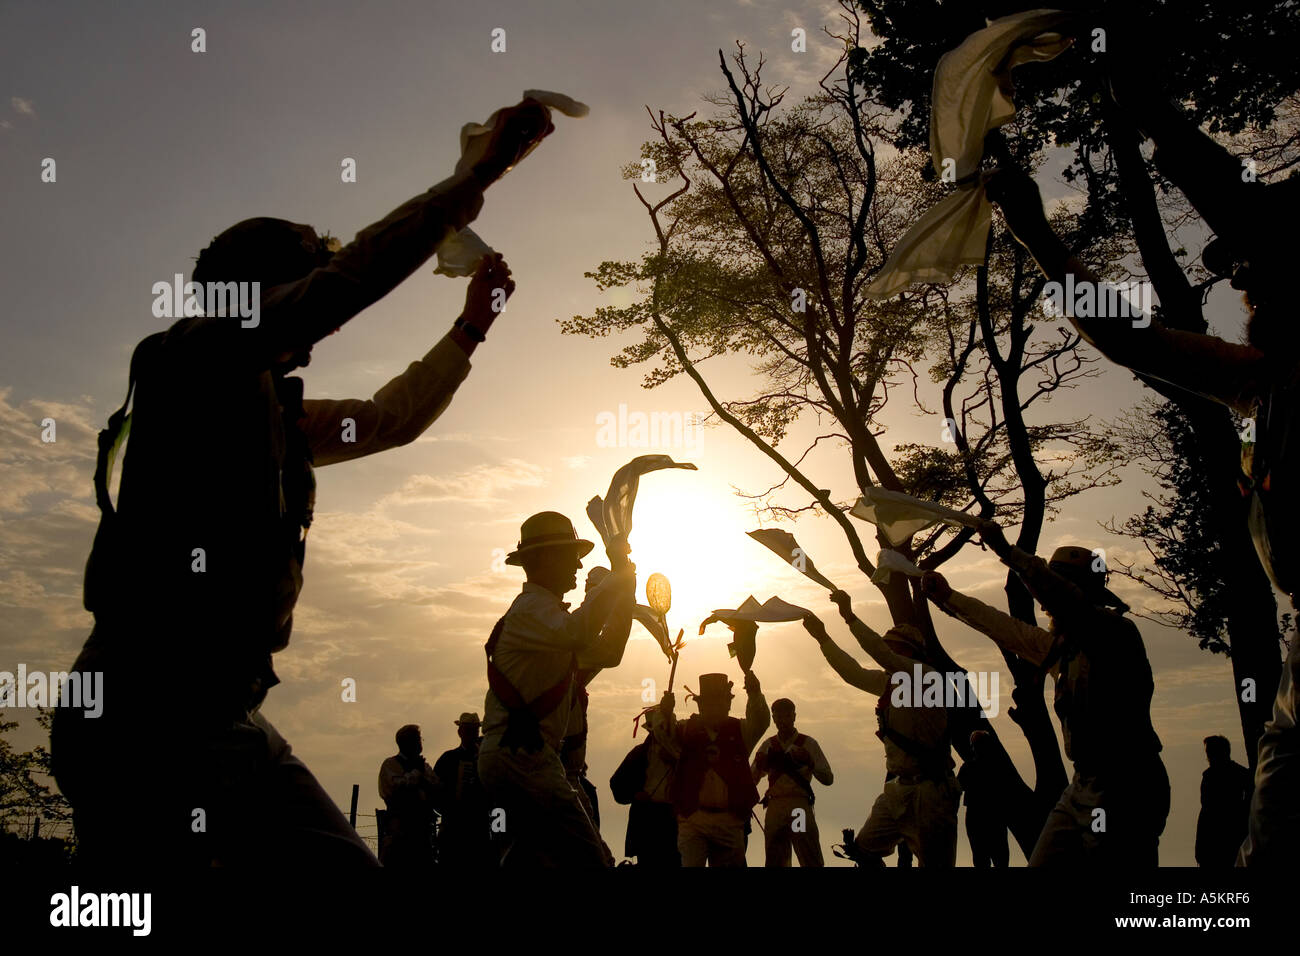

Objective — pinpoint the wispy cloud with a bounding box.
[11,96,36,117]
[377,458,547,508]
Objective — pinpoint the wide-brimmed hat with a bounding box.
[504,511,594,566]
[695,673,734,701]
[455,712,481,726]
[1048,546,1126,609]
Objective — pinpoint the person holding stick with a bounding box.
[655,639,769,867]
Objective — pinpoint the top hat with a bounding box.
[696,673,735,701]
[504,512,595,566]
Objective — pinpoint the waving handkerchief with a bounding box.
[747,528,839,591]
[436,89,591,276]
[871,548,925,586]
[863,10,1077,298]
[850,486,981,547]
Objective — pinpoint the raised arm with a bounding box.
[802,614,888,697]
[576,580,635,671]
[254,101,552,363]
[971,521,1113,661]
[986,168,1265,416]
[303,255,513,466]
[740,671,770,755]
[828,590,915,674]
[920,570,1054,667]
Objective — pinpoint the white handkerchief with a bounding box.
[871,549,924,586]
[436,89,590,276]
[864,10,1076,299]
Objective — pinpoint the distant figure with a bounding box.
[378,724,440,869]
[752,698,833,867]
[477,512,635,867]
[958,730,1010,868]
[1196,735,1253,868]
[50,99,554,867]
[431,712,493,869]
[656,660,769,867]
[803,597,959,868]
[611,707,681,867]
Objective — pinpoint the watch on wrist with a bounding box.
[455,317,487,343]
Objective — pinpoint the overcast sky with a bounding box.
[0,0,1265,865]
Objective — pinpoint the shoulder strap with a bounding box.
[94,332,166,516]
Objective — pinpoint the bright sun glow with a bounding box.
[619,488,768,645]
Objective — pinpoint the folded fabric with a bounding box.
[871,548,925,586]
[586,454,698,548]
[863,9,1077,299]
[747,528,839,591]
[631,604,676,661]
[849,486,981,547]
[435,89,591,277]
[704,596,811,625]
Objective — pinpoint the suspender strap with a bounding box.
[485,615,577,750]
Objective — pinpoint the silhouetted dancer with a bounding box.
[656,659,769,867]
[378,724,439,869]
[432,712,494,869]
[477,512,634,867]
[803,598,959,868]
[986,57,1300,866]
[1196,735,1253,868]
[922,524,1169,866]
[51,100,554,867]
[752,698,833,867]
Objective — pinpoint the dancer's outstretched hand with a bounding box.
[919,571,952,604]
[471,100,555,187]
[801,613,828,642]
[463,253,514,319]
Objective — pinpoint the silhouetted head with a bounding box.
[694,674,734,727]
[455,712,481,747]
[395,723,422,758]
[585,565,611,594]
[508,512,594,598]
[1204,734,1231,766]
[192,217,338,370]
[772,698,796,735]
[1046,547,1128,617]
[883,624,928,663]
